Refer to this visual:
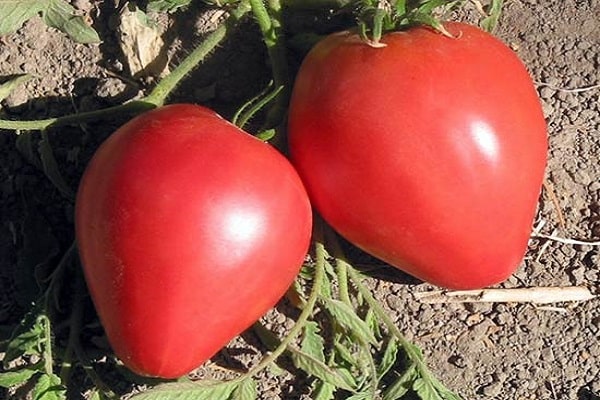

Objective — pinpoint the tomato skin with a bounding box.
[75,104,312,378]
[288,23,547,289]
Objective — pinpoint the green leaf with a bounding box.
[382,365,418,400]
[130,381,238,400]
[4,307,45,366]
[0,74,32,102]
[301,321,326,362]
[0,368,39,388]
[43,0,100,43]
[312,381,336,400]
[231,379,256,400]
[147,0,192,13]
[413,378,445,400]
[322,299,377,345]
[480,0,503,32]
[0,1,44,36]
[33,373,66,400]
[378,337,399,378]
[39,130,76,200]
[291,350,356,392]
[0,0,99,43]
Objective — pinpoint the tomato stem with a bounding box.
[346,265,461,397]
[0,3,251,132]
[250,0,290,133]
[0,101,154,131]
[144,2,251,107]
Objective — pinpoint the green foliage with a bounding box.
[480,0,503,32]
[0,74,32,102]
[147,0,193,13]
[0,311,66,399]
[0,0,99,43]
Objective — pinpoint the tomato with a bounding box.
[288,22,547,289]
[75,104,312,378]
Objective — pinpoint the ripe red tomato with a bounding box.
[76,104,312,378]
[288,22,547,289]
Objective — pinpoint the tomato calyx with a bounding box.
[357,0,455,46]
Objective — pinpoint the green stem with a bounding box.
[0,3,251,132]
[346,265,437,386]
[39,315,54,376]
[144,2,251,106]
[0,101,154,131]
[238,229,325,381]
[250,0,290,132]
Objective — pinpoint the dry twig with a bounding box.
[415,286,596,304]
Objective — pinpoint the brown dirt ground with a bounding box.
[0,0,599,399]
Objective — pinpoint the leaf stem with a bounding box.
[250,0,290,132]
[346,264,457,396]
[59,266,86,384]
[144,3,251,106]
[0,3,251,132]
[0,101,154,131]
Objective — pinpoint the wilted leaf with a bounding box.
[0,74,32,102]
[118,3,169,78]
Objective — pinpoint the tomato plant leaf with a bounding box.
[312,381,336,400]
[130,381,238,400]
[377,337,399,378]
[322,299,377,345]
[0,74,32,102]
[480,0,503,32]
[301,321,326,362]
[0,0,99,42]
[147,0,192,13]
[33,373,66,400]
[291,349,356,392]
[231,378,256,400]
[0,0,44,36]
[0,368,39,388]
[44,0,100,43]
[3,308,45,366]
[413,378,446,400]
[382,365,417,400]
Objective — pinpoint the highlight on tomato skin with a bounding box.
[75,104,313,378]
[287,22,548,290]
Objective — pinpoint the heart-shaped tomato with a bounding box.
[76,104,312,378]
[288,23,547,289]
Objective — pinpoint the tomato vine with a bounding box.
[0,1,510,399]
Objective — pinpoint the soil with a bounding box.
[1,1,599,399]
